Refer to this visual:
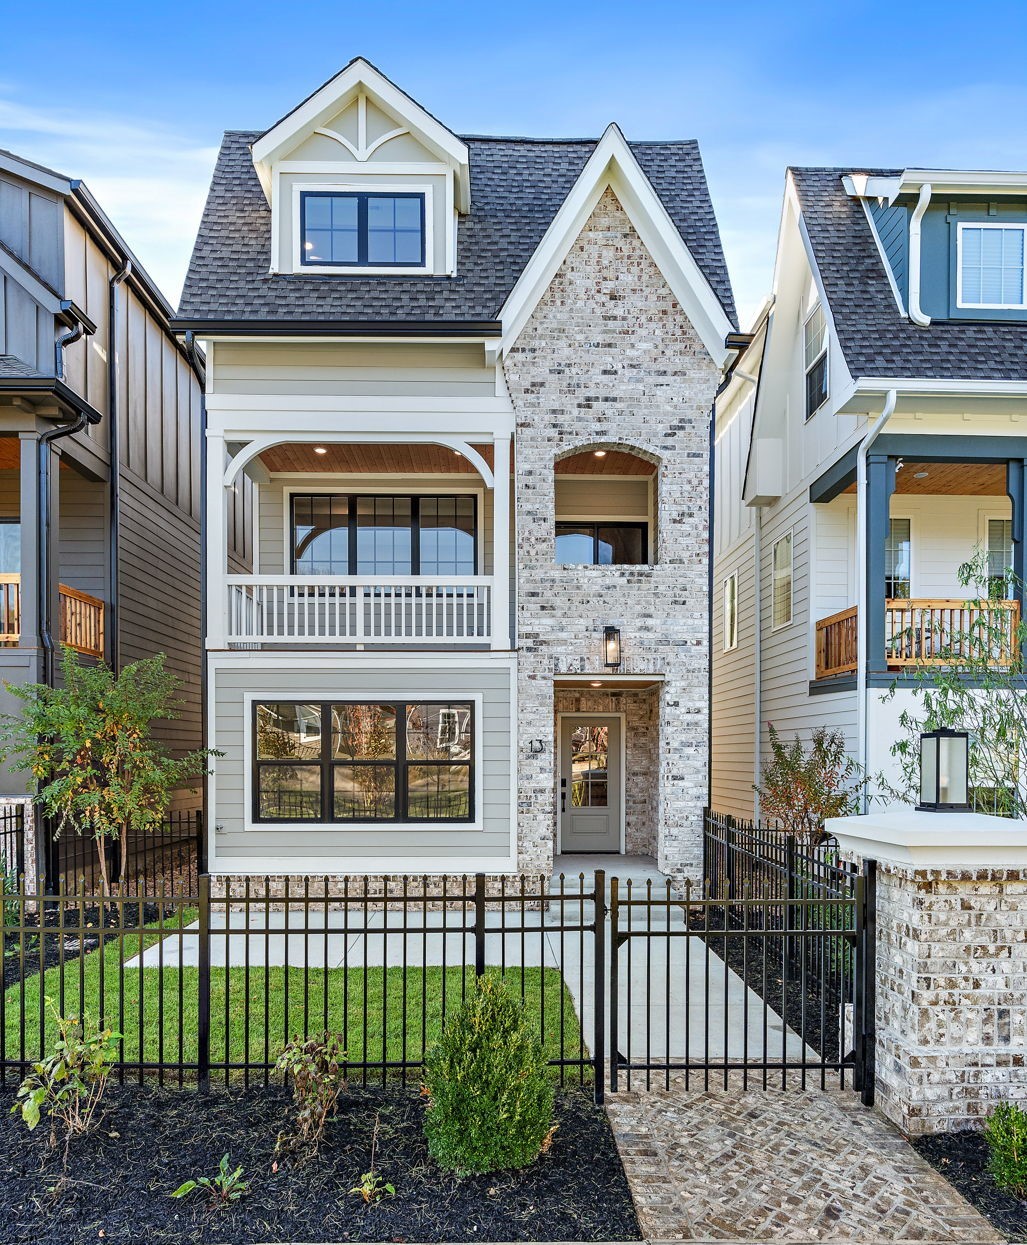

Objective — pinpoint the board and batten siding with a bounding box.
[209,656,515,873]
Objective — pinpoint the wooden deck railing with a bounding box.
[814,598,1022,678]
[814,605,858,678]
[0,576,105,658]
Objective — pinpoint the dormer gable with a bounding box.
[251,58,469,276]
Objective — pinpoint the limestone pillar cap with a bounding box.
[824,807,1027,869]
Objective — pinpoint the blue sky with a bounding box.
[2,1,1026,324]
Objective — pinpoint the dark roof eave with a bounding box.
[170,318,503,338]
[0,377,103,424]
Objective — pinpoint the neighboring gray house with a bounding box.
[176,58,736,880]
[0,147,251,794]
[713,166,1027,816]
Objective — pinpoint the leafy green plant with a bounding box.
[0,649,215,892]
[349,1109,394,1204]
[422,971,554,1174]
[275,1029,346,1155]
[886,552,1027,816]
[755,724,870,841]
[984,1102,1027,1196]
[11,1001,120,1149]
[171,1153,249,1206]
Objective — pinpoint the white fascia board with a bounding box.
[206,410,514,444]
[900,168,1027,197]
[250,59,469,207]
[853,376,1027,398]
[498,124,733,366]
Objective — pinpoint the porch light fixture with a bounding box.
[314,446,328,455]
[917,728,970,812]
[593,449,607,458]
[603,626,622,670]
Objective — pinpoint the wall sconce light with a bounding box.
[918,728,969,812]
[603,626,622,670]
[529,739,545,754]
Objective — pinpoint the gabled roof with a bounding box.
[176,130,737,332]
[791,167,1027,382]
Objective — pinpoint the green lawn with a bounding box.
[4,921,587,1081]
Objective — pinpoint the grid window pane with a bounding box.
[293,495,349,575]
[420,496,476,575]
[961,226,1026,306]
[772,535,792,628]
[407,764,470,819]
[257,764,321,820]
[331,703,397,761]
[355,496,413,575]
[405,703,472,760]
[885,518,911,599]
[804,305,826,368]
[366,195,423,266]
[301,192,423,267]
[334,765,396,820]
[988,518,1013,598]
[256,703,322,760]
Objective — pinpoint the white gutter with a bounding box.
[907,183,932,328]
[855,388,897,791]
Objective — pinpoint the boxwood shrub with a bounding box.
[985,1101,1027,1196]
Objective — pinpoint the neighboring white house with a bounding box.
[175,58,737,879]
[713,166,1027,818]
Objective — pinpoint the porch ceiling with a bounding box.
[553,675,664,690]
[555,450,657,476]
[842,461,1007,496]
[257,442,497,474]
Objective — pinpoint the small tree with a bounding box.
[755,724,869,841]
[886,552,1027,815]
[0,648,213,892]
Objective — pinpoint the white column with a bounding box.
[491,434,512,651]
[206,431,229,649]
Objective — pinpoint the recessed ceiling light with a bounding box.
[914,470,929,479]
[314,446,328,455]
[593,450,607,458]
[590,680,603,687]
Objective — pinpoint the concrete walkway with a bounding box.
[605,1075,1002,1243]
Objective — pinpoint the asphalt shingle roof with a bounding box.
[177,131,736,328]
[0,354,44,379]
[791,167,1027,382]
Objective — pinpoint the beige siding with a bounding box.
[211,659,514,870]
[710,528,757,818]
[554,476,650,521]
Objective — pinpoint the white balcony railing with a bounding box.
[226,575,493,645]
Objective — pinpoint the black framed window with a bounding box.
[300,192,426,268]
[254,701,474,823]
[555,522,648,566]
[804,304,828,419]
[290,494,477,577]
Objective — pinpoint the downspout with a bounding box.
[753,505,763,819]
[855,388,898,794]
[107,259,132,672]
[907,184,932,328]
[706,399,716,814]
[186,330,209,876]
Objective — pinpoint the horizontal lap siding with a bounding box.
[711,530,756,818]
[211,661,514,868]
[58,472,106,600]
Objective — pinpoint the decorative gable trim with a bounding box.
[497,125,733,365]
[250,57,470,209]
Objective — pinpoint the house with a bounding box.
[712,166,1027,817]
[175,58,737,879]
[0,146,251,798]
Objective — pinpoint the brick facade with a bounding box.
[504,188,720,880]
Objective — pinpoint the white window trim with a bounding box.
[723,572,738,651]
[980,508,1015,597]
[290,180,435,276]
[771,533,793,631]
[885,512,914,599]
[955,220,1027,310]
[803,304,829,419]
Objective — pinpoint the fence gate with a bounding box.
[608,817,876,1100]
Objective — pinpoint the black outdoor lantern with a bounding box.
[603,626,622,670]
[917,728,970,811]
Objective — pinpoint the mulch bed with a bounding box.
[0,1084,641,1244]
[912,1129,1027,1243]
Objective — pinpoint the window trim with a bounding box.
[287,490,480,578]
[291,181,434,275]
[251,699,476,826]
[955,221,1027,311]
[554,520,650,567]
[981,509,1014,599]
[803,304,829,420]
[723,572,738,651]
[771,532,793,631]
[884,514,913,600]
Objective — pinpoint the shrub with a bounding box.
[422,972,554,1174]
[756,724,870,842]
[11,1002,120,1150]
[274,1030,346,1156]
[985,1102,1027,1196]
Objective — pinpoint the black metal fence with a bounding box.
[53,809,202,896]
[0,803,25,879]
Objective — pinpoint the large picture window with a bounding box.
[291,494,477,578]
[254,701,474,824]
[300,191,426,268]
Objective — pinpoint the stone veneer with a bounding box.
[873,861,1027,1134]
[503,187,720,881]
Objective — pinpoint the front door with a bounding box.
[559,715,622,853]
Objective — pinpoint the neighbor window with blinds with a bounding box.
[885,518,911,599]
[254,701,474,823]
[291,494,477,577]
[724,573,738,651]
[772,534,792,628]
[987,518,1013,598]
[958,223,1027,309]
[804,304,828,418]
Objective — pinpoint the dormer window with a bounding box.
[300,191,426,268]
[957,223,1027,309]
[804,303,828,419]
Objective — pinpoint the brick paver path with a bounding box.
[606,1078,1003,1242]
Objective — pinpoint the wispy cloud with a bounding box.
[0,99,218,306]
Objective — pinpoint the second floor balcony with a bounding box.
[0,575,106,658]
